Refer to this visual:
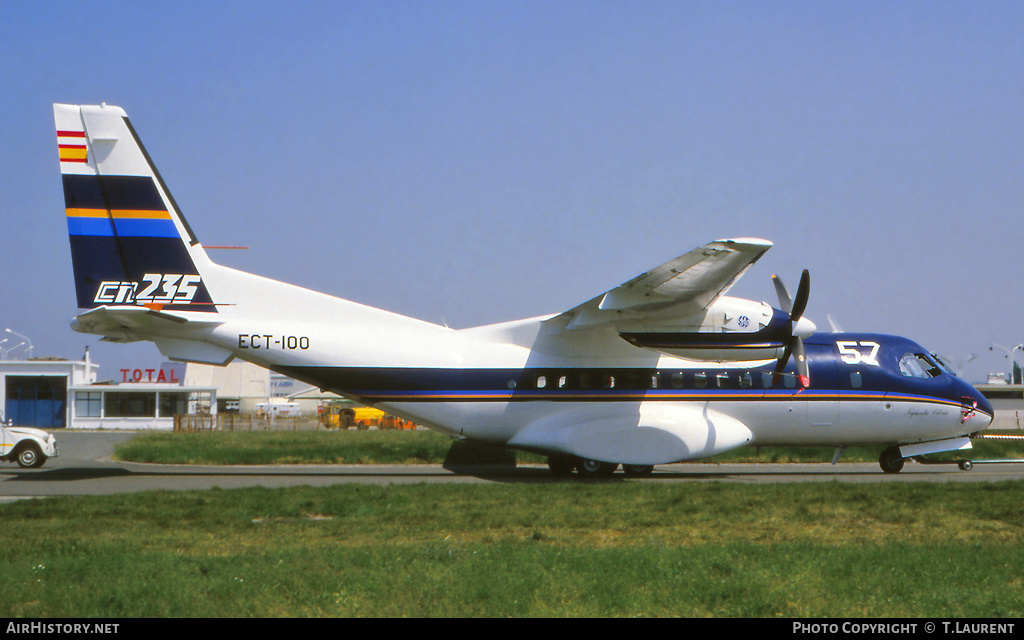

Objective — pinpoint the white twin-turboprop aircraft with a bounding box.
[55,103,995,475]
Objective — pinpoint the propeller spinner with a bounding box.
[771,270,815,388]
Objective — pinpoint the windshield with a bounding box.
[899,352,944,379]
[930,353,958,377]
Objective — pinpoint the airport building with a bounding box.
[0,350,219,430]
[0,351,336,430]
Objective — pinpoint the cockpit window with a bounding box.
[931,353,957,377]
[899,353,943,379]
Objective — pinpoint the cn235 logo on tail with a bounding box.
[94,274,202,305]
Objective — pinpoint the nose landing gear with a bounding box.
[879,446,905,474]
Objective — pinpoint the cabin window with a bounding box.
[536,375,547,389]
[694,373,708,389]
[650,374,659,389]
[716,372,730,388]
[782,373,797,389]
[850,371,863,389]
[761,372,775,388]
[558,376,567,389]
[739,372,753,389]
[671,372,685,388]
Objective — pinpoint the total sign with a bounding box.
[119,363,185,384]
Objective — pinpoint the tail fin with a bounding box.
[54,103,216,313]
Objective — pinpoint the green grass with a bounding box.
[112,429,1024,466]
[1,482,1023,617]
[113,429,465,465]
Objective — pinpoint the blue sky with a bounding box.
[2,1,1023,382]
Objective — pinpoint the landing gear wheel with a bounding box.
[622,464,654,478]
[576,458,618,477]
[15,443,45,469]
[958,460,973,471]
[547,455,576,477]
[879,447,905,474]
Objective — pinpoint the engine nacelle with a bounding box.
[616,296,795,362]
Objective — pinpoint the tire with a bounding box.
[622,464,654,478]
[15,443,45,469]
[879,447,905,474]
[576,458,618,477]
[547,455,576,477]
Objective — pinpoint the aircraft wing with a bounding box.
[555,238,772,329]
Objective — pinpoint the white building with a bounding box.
[0,351,215,430]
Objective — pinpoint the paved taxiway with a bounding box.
[2,431,1024,502]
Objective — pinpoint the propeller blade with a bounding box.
[772,275,793,314]
[792,337,810,388]
[790,269,810,322]
[772,338,810,388]
[773,343,792,385]
[770,270,812,388]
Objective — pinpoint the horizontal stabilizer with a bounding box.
[71,306,222,342]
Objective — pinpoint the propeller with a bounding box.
[771,269,813,388]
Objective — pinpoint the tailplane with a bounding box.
[55,103,216,313]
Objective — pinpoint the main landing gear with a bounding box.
[547,455,655,478]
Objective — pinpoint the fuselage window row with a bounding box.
[530,369,825,392]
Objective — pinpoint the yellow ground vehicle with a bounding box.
[318,404,416,430]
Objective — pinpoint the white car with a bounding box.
[1,419,58,468]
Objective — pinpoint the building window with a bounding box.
[159,392,190,417]
[104,392,156,418]
[75,391,102,417]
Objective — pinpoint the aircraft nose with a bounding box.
[794,316,816,339]
[960,382,995,428]
[975,391,995,427]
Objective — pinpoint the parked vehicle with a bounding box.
[318,404,416,430]
[0,416,58,468]
[255,400,300,418]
